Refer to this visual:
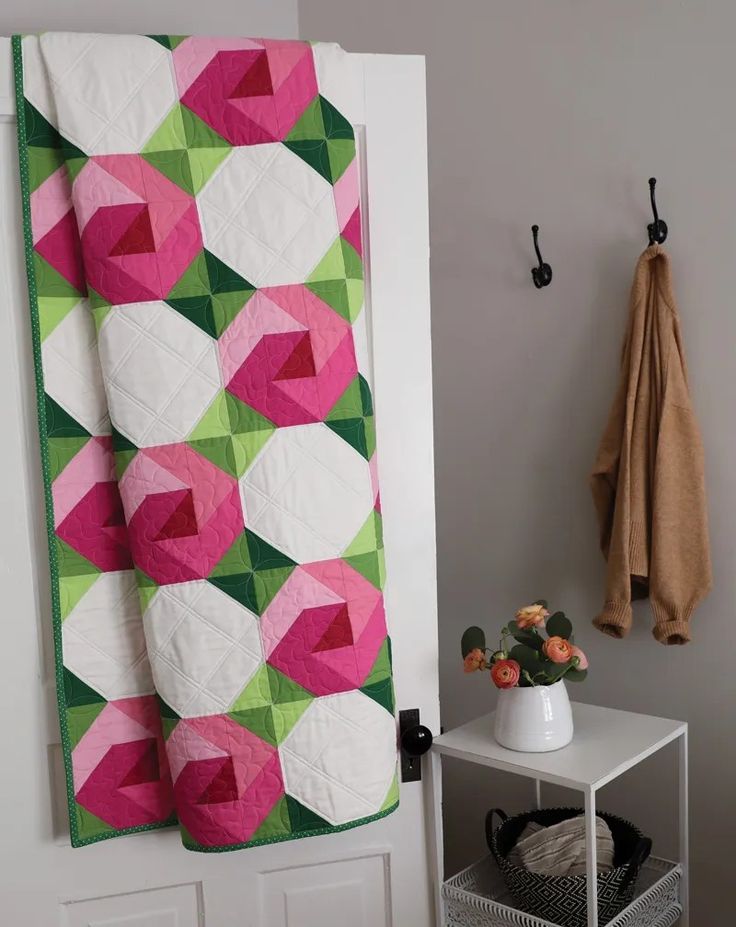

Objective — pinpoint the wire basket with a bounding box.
[442,855,681,927]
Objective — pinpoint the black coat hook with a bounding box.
[647,177,668,246]
[530,225,552,289]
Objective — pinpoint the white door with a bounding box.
[0,40,438,927]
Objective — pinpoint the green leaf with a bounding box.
[546,611,573,640]
[566,668,588,683]
[508,643,543,676]
[461,626,486,658]
[533,598,549,609]
[512,628,544,652]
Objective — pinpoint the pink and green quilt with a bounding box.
[13,32,397,851]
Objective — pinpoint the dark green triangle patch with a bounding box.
[45,395,90,439]
[360,678,395,716]
[245,530,296,571]
[64,668,106,708]
[209,573,260,614]
[286,795,331,833]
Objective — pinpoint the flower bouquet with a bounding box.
[462,601,588,752]
[462,600,588,688]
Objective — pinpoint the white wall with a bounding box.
[300,2,735,924]
[1,0,298,38]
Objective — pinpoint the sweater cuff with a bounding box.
[593,602,632,639]
[651,603,692,645]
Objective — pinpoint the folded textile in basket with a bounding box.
[513,816,614,877]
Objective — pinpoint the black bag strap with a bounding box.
[618,837,652,892]
[484,808,508,858]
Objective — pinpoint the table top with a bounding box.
[431,701,686,791]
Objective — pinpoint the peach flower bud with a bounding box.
[515,603,550,629]
[491,659,521,689]
[543,636,573,664]
[571,645,589,670]
[463,648,487,673]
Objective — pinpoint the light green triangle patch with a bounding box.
[380,772,400,812]
[231,664,272,711]
[230,705,278,744]
[251,796,292,841]
[345,551,383,589]
[210,289,253,336]
[345,509,381,556]
[346,278,364,321]
[341,237,363,280]
[114,447,137,479]
[188,435,239,478]
[328,376,364,422]
[250,566,295,615]
[143,104,187,152]
[267,664,312,705]
[60,573,98,621]
[75,803,115,840]
[308,238,346,283]
[33,253,82,301]
[56,538,100,579]
[87,287,110,311]
[271,698,311,743]
[363,639,392,687]
[137,584,158,615]
[307,279,350,320]
[226,392,275,435]
[66,701,106,749]
[181,104,232,149]
[28,146,62,190]
[65,155,88,185]
[327,138,356,183]
[210,531,253,578]
[190,391,233,439]
[142,149,194,194]
[286,96,327,141]
[232,429,273,475]
[47,435,88,481]
[168,250,212,299]
[91,303,113,336]
[187,147,231,194]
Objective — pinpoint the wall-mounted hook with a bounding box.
[530,225,552,289]
[647,177,668,246]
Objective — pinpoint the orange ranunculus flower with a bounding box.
[463,648,487,673]
[571,645,589,669]
[515,603,550,629]
[491,659,521,689]
[543,636,573,664]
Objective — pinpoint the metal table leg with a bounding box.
[584,787,598,927]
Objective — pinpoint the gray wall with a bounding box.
[300,2,734,923]
[1,0,297,38]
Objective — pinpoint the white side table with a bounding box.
[428,702,687,927]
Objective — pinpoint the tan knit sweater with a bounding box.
[590,246,711,645]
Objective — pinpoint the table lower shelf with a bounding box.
[442,855,681,927]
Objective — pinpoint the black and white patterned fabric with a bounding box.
[486,807,652,927]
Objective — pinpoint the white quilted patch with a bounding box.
[197,144,339,287]
[144,581,263,718]
[41,299,110,435]
[239,423,374,563]
[62,571,154,700]
[280,690,396,825]
[33,33,178,155]
[97,301,221,448]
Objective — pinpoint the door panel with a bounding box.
[0,39,436,927]
[260,854,390,927]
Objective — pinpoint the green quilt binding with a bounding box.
[11,34,398,851]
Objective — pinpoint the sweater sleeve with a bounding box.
[649,334,712,645]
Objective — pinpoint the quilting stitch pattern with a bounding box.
[14,33,398,851]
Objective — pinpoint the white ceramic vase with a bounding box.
[494,680,573,752]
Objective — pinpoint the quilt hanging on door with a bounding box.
[13,33,397,851]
